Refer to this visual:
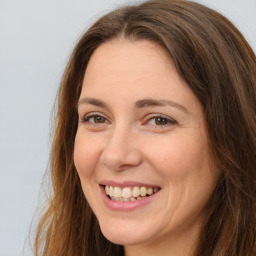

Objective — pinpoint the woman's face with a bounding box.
[74,39,218,249]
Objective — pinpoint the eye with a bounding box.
[81,113,109,124]
[146,115,176,127]
[153,117,169,125]
[90,116,106,124]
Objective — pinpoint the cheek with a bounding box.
[145,136,217,228]
[144,134,217,200]
[73,133,103,210]
[73,133,101,180]
[144,135,205,177]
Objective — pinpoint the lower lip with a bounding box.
[100,186,160,211]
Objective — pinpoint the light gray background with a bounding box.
[0,0,255,255]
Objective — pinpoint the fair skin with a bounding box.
[74,39,219,256]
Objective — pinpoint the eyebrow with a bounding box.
[135,99,189,114]
[77,97,189,114]
[77,97,108,108]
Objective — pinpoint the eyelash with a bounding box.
[80,113,177,128]
[80,113,109,124]
[145,114,177,127]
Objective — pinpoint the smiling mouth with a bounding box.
[104,185,160,202]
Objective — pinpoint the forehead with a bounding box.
[87,39,173,74]
[82,39,183,95]
[80,39,201,113]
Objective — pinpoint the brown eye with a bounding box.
[82,114,108,124]
[155,117,169,125]
[146,115,176,127]
[93,116,105,123]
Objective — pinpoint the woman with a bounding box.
[34,0,256,255]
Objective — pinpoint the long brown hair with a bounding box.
[34,0,256,255]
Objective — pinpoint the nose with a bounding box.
[99,128,143,171]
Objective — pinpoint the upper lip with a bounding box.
[99,180,161,188]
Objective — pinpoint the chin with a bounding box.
[99,218,151,246]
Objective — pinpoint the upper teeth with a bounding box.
[105,185,159,198]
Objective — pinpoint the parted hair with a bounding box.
[34,0,256,255]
